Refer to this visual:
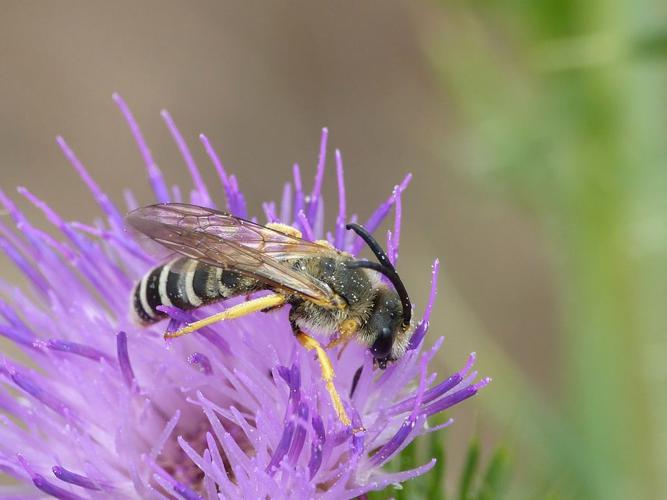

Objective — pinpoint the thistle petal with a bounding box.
[0,96,487,498]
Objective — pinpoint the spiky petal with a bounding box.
[0,95,488,499]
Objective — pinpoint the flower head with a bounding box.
[0,94,489,498]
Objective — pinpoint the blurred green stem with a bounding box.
[557,67,650,499]
[429,2,667,497]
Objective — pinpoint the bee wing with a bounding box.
[126,203,337,305]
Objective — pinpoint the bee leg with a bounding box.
[326,319,360,350]
[295,331,350,427]
[295,330,363,433]
[260,302,285,313]
[164,294,286,339]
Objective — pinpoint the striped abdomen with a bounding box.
[132,257,261,324]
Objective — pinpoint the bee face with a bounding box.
[364,288,409,369]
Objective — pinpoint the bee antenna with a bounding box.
[347,260,412,326]
[345,223,394,270]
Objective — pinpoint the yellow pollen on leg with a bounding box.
[326,319,360,349]
[164,294,286,339]
[296,331,352,428]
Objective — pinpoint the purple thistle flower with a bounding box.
[0,94,489,499]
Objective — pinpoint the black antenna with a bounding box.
[347,260,412,326]
[345,223,394,270]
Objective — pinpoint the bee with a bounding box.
[127,203,413,429]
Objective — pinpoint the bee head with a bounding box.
[364,287,412,369]
[345,223,413,370]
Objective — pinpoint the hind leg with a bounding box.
[165,294,286,339]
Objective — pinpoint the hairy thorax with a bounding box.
[288,254,378,339]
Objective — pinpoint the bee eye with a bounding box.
[370,327,393,359]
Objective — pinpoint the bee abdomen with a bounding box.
[131,257,256,324]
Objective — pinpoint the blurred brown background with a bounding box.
[0,0,557,488]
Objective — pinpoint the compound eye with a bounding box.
[370,326,393,360]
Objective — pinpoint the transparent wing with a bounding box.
[126,203,337,305]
